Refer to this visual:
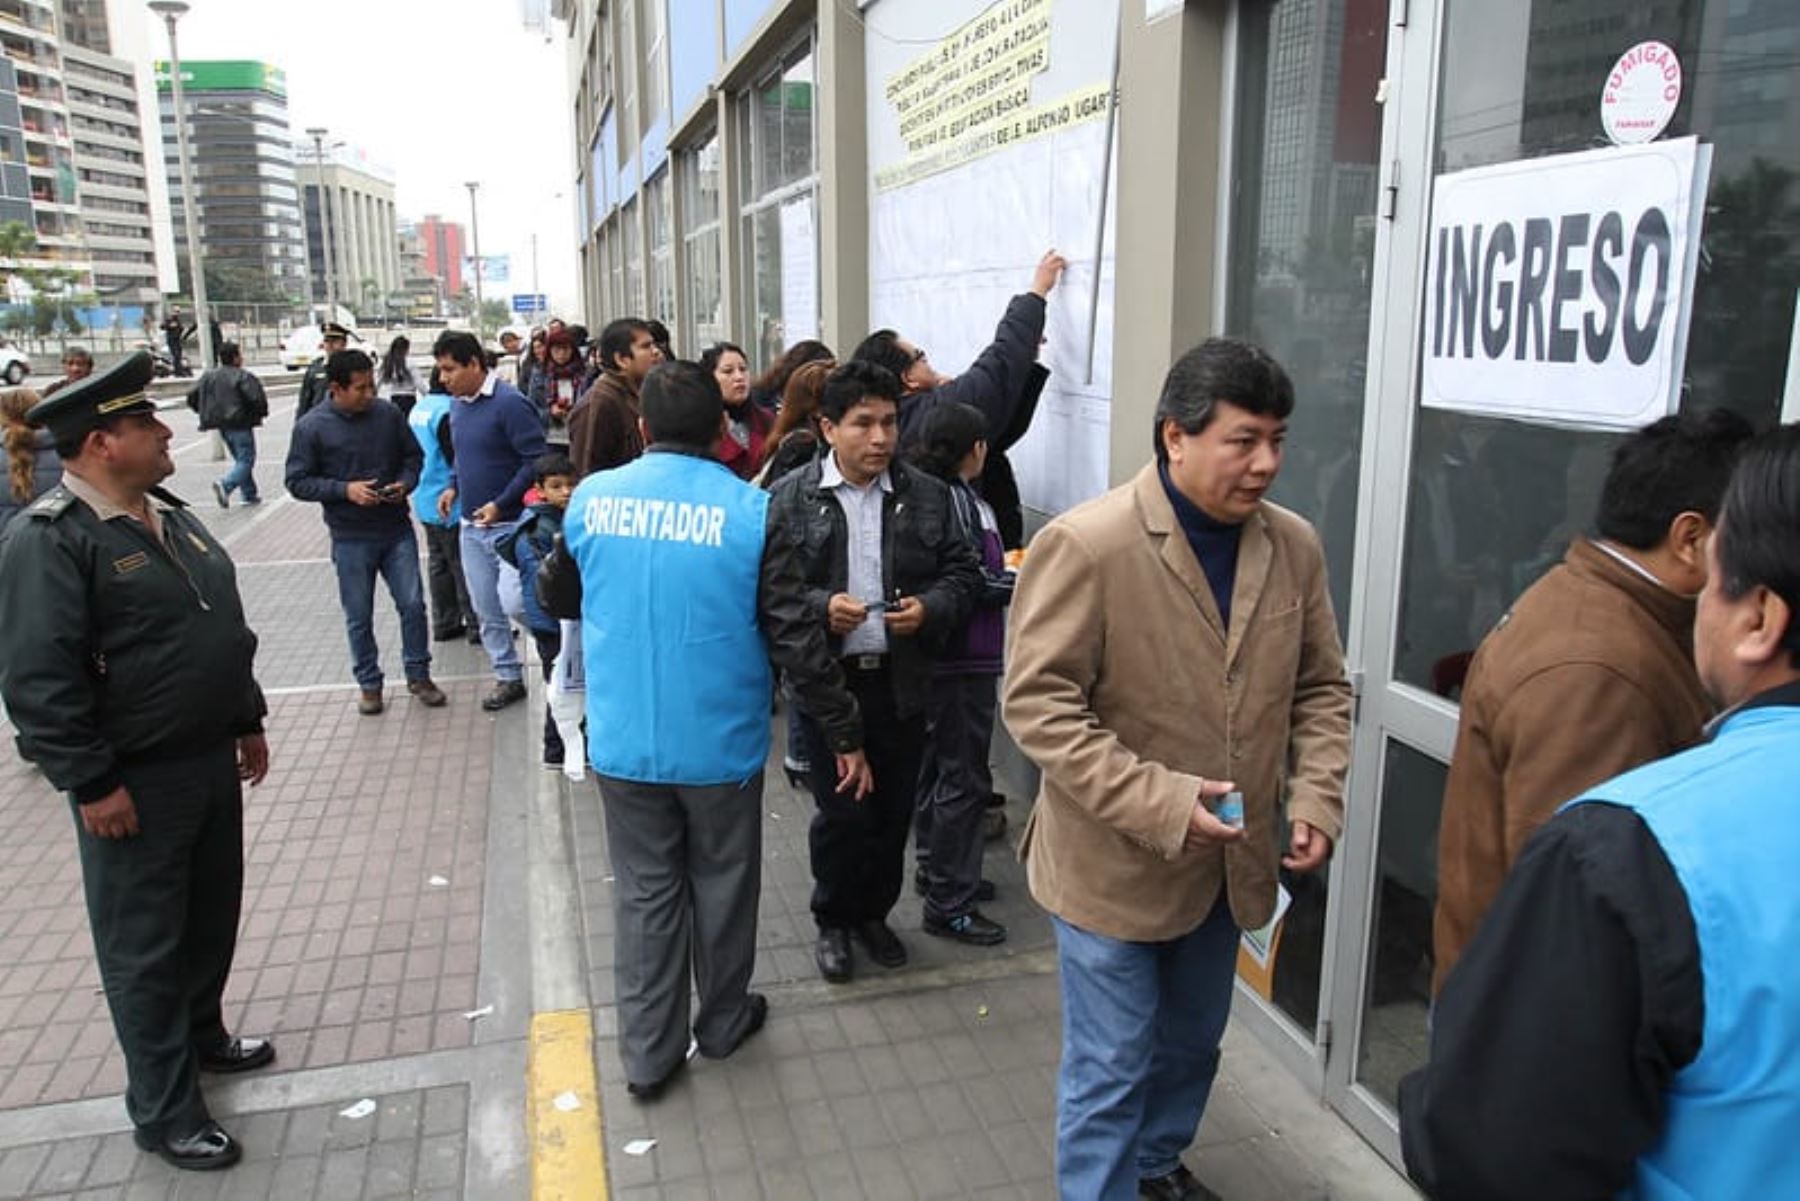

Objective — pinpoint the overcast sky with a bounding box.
[138,0,581,315]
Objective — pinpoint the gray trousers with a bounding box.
[596,772,764,1087]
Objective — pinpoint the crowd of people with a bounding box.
[2,246,1798,1201]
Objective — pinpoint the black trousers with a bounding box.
[800,663,925,929]
[532,628,565,761]
[423,521,476,637]
[73,742,243,1136]
[914,673,998,920]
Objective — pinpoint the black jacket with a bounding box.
[766,456,983,719]
[186,365,268,431]
[897,292,1047,448]
[296,358,331,417]
[977,361,1049,550]
[0,485,265,803]
[534,444,865,754]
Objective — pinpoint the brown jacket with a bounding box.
[567,370,642,477]
[1001,465,1351,941]
[1431,538,1711,992]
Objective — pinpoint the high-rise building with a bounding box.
[0,0,90,286]
[0,59,35,234]
[58,0,179,303]
[416,213,465,296]
[155,60,308,299]
[296,141,400,314]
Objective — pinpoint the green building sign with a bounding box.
[153,61,287,98]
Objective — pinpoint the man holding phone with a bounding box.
[286,348,445,715]
[767,360,983,984]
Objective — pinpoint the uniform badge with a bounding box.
[187,530,209,554]
[112,551,149,575]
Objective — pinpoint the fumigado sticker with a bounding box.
[1601,41,1681,146]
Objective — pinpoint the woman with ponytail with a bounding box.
[0,388,57,532]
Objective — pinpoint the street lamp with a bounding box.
[305,127,338,321]
[149,1,212,372]
[464,181,484,336]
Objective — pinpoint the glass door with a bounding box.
[1324,0,1800,1168]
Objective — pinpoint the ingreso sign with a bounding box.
[1421,137,1708,430]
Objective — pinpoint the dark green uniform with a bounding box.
[296,357,330,418]
[0,484,265,1139]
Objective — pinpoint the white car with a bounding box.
[280,325,371,371]
[0,342,29,385]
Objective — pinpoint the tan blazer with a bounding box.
[1002,464,1351,941]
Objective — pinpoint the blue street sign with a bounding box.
[511,293,548,314]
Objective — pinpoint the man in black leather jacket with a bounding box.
[766,360,983,984]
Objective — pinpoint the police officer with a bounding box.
[538,360,872,1101]
[296,321,350,417]
[0,352,274,1171]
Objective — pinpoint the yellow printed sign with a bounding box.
[878,82,1115,193]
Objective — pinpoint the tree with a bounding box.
[478,298,510,333]
[359,276,381,314]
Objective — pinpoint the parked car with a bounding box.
[279,325,371,371]
[0,342,30,385]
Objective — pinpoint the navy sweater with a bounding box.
[285,399,420,541]
[447,379,546,522]
[1159,463,1242,629]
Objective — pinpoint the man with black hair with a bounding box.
[1402,423,1800,1201]
[287,349,444,715]
[186,342,268,509]
[538,360,871,1101]
[1431,407,1755,990]
[852,249,1064,447]
[431,329,546,711]
[767,359,983,985]
[0,351,273,1171]
[567,317,662,477]
[1002,338,1350,1200]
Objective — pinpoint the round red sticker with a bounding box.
[1601,41,1681,146]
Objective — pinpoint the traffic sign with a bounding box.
[511,293,548,314]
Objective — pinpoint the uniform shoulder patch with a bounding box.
[25,487,75,520]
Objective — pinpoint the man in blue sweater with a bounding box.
[431,330,546,711]
[285,350,445,715]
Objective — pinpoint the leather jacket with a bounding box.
[766,456,983,719]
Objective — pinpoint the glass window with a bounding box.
[747,45,815,198]
[682,133,723,349]
[1395,0,1800,697]
[646,168,675,329]
[623,198,642,314]
[642,0,668,129]
[738,38,819,370]
[1354,740,1445,1112]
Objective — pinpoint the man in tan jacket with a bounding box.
[1003,338,1350,1201]
[1431,408,1753,993]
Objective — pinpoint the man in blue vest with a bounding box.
[538,360,872,1102]
[1400,423,1800,1200]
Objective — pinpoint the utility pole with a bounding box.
[149,1,212,371]
[464,181,484,336]
[305,127,338,321]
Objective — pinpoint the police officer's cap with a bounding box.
[321,322,351,341]
[26,350,157,443]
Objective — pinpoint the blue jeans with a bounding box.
[1052,897,1239,1199]
[331,531,430,692]
[218,428,258,502]
[459,521,522,681]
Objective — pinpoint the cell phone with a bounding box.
[883,599,906,613]
[1213,791,1245,829]
[380,483,405,496]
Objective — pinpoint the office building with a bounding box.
[155,59,308,298]
[557,0,1800,1173]
[297,140,400,314]
[416,213,465,296]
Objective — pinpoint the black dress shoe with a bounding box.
[912,867,996,902]
[816,927,853,982]
[922,908,1008,946]
[626,1055,686,1102]
[197,1036,276,1074]
[700,993,768,1059]
[133,1120,242,1171]
[853,920,908,968]
[432,625,467,642]
[1138,1164,1221,1200]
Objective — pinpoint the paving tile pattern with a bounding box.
[0,1084,468,1200]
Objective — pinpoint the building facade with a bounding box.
[154,59,308,300]
[0,0,90,285]
[0,58,34,233]
[559,0,1800,1174]
[296,141,400,316]
[416,213,465,297]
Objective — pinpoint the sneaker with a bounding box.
[357,690,384,716]
[481,679,527,711]
[210,481,229,509]
[912,866,995,902]
[923,909,1007,946]
[407,679,447,707]
[242,496,262,506]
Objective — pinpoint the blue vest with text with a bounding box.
[408,391,459,527]
[1564,702,1800,1201]
[561,450,772,785]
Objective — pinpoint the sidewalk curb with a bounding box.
[527,1009,607,1200]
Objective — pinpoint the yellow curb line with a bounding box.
[528,1009,608,1200]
